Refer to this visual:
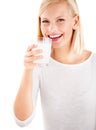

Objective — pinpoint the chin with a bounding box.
[52,43,64,49]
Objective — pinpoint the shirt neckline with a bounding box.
[50,52,94,67]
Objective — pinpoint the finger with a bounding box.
[25,48,43,57]
[31,49,43,56]
[24,55,43,63]
[27,45,33,51]
[27,44,37,51]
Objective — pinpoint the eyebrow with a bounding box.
[41,16,65,20]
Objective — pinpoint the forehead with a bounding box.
[40,2,72,19]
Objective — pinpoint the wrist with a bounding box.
[23,67,34,74]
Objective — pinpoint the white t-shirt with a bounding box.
[15,52,96,130]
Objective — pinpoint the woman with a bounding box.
[14,0,96,129]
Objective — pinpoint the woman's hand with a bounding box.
[24,44,43,70]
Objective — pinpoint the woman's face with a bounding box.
[40,2,78,49]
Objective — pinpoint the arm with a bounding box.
[14,69,33,121]
[14,44,43,121]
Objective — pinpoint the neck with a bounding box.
[51,47,80,64]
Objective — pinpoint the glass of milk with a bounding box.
[33,37,52,65]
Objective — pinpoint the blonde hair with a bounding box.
[37,0,84,53]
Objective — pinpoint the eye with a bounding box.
[41,20,49,23]
[57,18,65,22]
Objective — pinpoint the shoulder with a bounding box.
[82,49,92,58]
[82,49,96,60]
[84,50,96,64]
[79,49,96,65]
[91,51,96,62]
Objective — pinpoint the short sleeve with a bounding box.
[14,66,40,127]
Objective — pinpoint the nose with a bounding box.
[48,23,58,33]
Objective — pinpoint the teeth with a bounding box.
[49,34,61,38]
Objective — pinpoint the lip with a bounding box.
[48,34,63,42]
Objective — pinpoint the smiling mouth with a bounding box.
[48,34,63,40]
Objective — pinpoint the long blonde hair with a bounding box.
[37,0,84,53]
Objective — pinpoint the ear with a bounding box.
[72,15,79,30]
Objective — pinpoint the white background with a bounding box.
[0,0,96,129]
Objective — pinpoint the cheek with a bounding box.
[40,25,46,36]
[64,24,73,35]
[58,23,69,33]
